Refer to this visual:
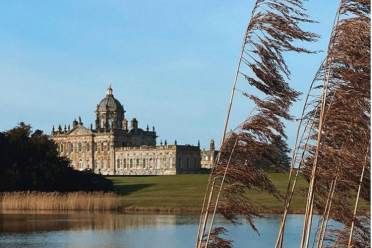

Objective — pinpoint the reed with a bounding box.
[0,191,120,211]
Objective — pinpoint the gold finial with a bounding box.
[107,83,113,95]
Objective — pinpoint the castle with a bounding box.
[51,86,217,175]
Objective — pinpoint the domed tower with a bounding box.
[95,85,126,132]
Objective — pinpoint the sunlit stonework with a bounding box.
[51,86,215,175]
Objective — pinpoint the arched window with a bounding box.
[130,159,133,168]
[143,159,146,168]
[117,159,121,168]
[123,159,127,169]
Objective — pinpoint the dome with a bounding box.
[97,86,125,113]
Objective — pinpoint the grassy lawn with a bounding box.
[108,174,209,209]
[108,173,369,213]
[107,173,309,212]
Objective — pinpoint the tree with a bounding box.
[0,123,113,192]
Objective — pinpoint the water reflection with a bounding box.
[0,211,333,248]
[0,211,204,234]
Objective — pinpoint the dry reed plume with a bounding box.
[274,1,371,247]
[301,1,370,247]
[196,0,318,247]
[0,191,120,211]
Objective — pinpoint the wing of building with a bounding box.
[51,86,216,175]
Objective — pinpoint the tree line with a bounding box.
[0,122,113,192]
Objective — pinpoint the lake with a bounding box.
[0,211,330,248]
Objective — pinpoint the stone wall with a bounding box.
[53,132,201,176]
[200,150,218,169]
[93,133,115,175]
[114,145,201,175]
[53,133,94,171]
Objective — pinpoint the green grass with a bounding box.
[108,173,369,213]
[108,174,209,209]
[107,173,309,212]
[252,173,308,212]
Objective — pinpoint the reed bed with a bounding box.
[0,191,120,211]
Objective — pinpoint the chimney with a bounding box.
[210,139,215,151]
[131,118,138,130]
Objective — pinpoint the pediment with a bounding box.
[68,126,93,136]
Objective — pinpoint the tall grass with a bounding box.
[0,191,120,211]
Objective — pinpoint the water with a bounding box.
[0,211,328,248]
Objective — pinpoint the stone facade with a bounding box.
[200,139,219,169]
[114,145,200,175]
[51,86,204,175]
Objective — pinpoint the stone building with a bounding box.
[51,86,202,175]
[200,139,219,169]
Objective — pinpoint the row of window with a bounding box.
[74,156,198,170]
[58,143,187,156]
[116,158,174,169]
[100,119,121,129]
[76,159,110,169]
[117,151,172,157]
[58,142,91,153]
[75,159,172,170]
[57,141,113,154]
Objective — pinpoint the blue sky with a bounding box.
[0,0,338,148]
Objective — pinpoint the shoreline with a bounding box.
[1,207,369,216]
[0,208,308,215]
[119,206,308,215]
